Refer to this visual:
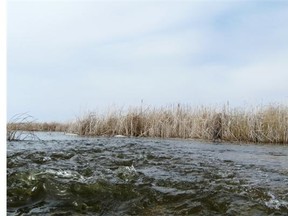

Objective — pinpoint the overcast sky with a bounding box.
[7,0,288,122]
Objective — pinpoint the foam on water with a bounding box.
[265,192,288,210]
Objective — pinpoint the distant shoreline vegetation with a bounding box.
[7,104,288,144]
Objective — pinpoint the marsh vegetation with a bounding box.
[7,104,288,144]
[6,113,41,141]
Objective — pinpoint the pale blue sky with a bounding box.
[7,0,288,122]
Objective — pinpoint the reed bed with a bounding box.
[7,120,69,133]
[7,104,288,144]
[70,104,288,144]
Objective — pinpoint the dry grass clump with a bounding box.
[73,108,147,136]
[7,113,39,141]
[71,104,288,144]
[7,113,70,141]
[220,105,288,144]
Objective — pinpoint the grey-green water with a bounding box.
[7,132,288,215]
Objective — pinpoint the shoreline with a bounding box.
[7,104,288,144]
[7,129,288,146]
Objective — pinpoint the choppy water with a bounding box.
[7,132,288,215]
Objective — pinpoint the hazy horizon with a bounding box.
[7,0,288,122]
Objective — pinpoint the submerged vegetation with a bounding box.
[7,104,288,144]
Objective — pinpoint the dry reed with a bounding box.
[71,104,288,144]
[7,104,288,144]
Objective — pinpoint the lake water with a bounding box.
[7,132,288,215]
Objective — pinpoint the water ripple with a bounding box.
[7,132,288,215]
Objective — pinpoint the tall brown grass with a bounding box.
[70,104,288,144]
[7,104,288,144]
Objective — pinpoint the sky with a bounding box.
[7,0,288,122]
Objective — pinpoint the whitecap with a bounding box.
[265,192,288,210]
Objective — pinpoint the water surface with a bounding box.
[7,132,288,215]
